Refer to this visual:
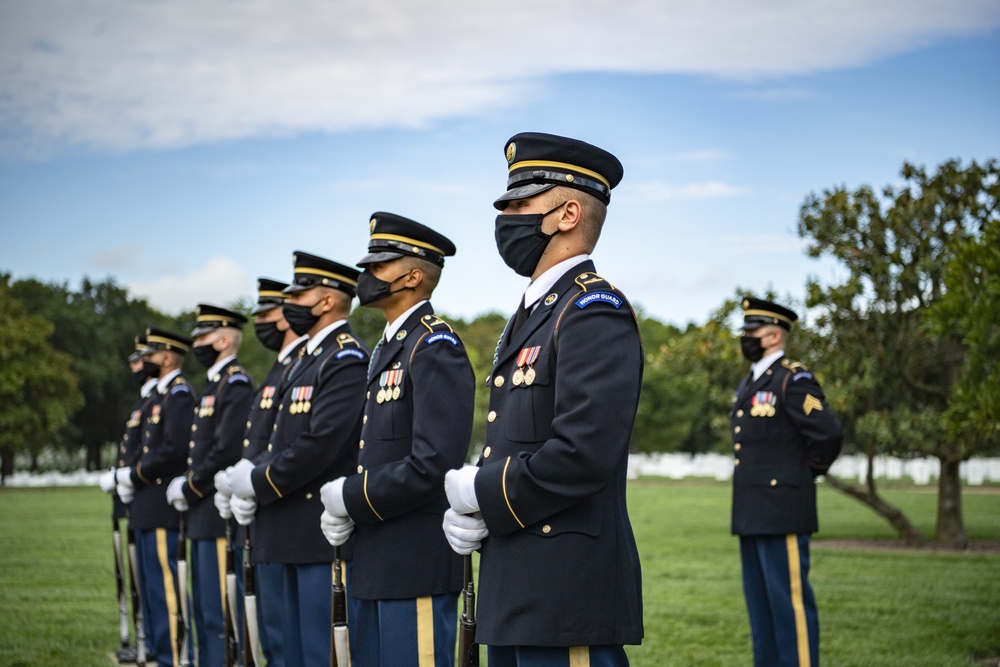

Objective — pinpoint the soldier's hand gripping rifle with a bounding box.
[457,554,480,667]
[223,520,239,665]
[330,546,350,667]
[177,514,191,667]
[242,526,260,667]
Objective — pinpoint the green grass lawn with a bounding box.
[1,481,998,666]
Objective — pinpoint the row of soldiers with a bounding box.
[100,131,646,667]
[100,129,844,667]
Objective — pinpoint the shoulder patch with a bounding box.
[169,384,190,395]
[791,371,814,382]
[575,291,623,309]
[227,373,250,384]
[420,314,455,333]
[425,332,459,346]
[335,348,367,360]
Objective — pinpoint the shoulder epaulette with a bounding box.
[335,333,362,349]
[571,272,623,310]
[781,359,809,372]
[781,358,815,383]
[419,314,455,333]
[573,271,615,292]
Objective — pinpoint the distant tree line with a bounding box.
[1,158,996,549]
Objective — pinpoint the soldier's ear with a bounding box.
[404,268,423,289]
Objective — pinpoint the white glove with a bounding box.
[445,466,480,514]
[229,459,256,499]
[319,477,348,517]
[166,476,189,512]
[99,468,116,494]
[320,510,355,546]
[442,508,488,555]
[231,494,257,526]
[213,469,233,519]
[115,468,135,504]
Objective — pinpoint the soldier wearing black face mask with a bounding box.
[731,297,843,667]
[444,132,644,667]
[165,304,254,667]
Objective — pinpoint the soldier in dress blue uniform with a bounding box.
[214,278,307,667]
[228,252,369,667]
[116,327,198,667]
[443,132,644,667]
[100,334,159,664]
[731,297,843,667]
[319,212,476,667]
[166,305,255,667]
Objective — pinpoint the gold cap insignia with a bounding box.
[506,142,516,163]
[370,218,377,233]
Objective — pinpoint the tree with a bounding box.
[0,278,84,483]
[798,158,999,547]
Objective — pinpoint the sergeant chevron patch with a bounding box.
[803,394,824,416]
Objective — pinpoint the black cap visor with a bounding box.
[493,182,557,210]
[356,250,405,268]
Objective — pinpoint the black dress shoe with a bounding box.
[116,646,137,663]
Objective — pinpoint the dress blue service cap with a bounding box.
[284,251,360,297]
[191,304,248,338]
[251,277,289,315]
[494,132,624,210]
[127,334,148,362]
[143,327,192,354]
[357,212,456,268]
[742,297,798,331]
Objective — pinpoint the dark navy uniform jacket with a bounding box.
[730,355,843,536]
[342,303,475,601]
[114,384,158,520]
[182,359,255,540]
[473,262,644,648]
[130,374,198,532]
[251,324,369,564]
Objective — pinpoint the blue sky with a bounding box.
[1,1,998,328]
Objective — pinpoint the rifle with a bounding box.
[242,526,259,667]
[224,520,239,665]
[457,554,479,667]
[177,514,191,667]
[125,510,148,666]
[112,517,131,657]
[330,546,350,667]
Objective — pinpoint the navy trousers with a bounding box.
[352,593,459,667]
[740,534,819,667]
[487,645,629,667]
[255,561,286,666]
[135,528,189,667]
[272,562,359,667]
[190,537,226,667]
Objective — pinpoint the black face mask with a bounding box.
[740,335,764,362]
[254,321,284,352]
[283,300,322,336]
[494,202,567,277]
[143,360,161,379]
[356,270,413,307]
[193,343,219,369]
[132,368,149,386]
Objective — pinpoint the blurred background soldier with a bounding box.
[116,327,197,667]
[731,297,843,667]
[321,213,474,667]
[167,305,254,667]
[99,334,158,664]
[228,252,369,667]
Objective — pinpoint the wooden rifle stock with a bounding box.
[242,527,259,667]
[330,546,349,667]
[457,554,480,667]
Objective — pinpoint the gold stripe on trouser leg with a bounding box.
[785,534,811,667]
[569,646,591,667]
[416,596,434,667]
[156,529,180,667]
[217,537,227,612]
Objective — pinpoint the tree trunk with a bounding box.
[86,442,102,471]
[935,454,968,549]
[0,451,12,486]
[824,471,929,546]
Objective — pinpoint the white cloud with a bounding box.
[1,0,998,156]
[627,181,752,202]
[129,255,251,313]
[88,243,142,270]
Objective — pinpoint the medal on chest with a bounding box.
[750,391,777,417]
[259,385,276,410]
[377,369,404,403]
[512,346,541,386]
[198,395,216,418]
[290,386,313,414]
